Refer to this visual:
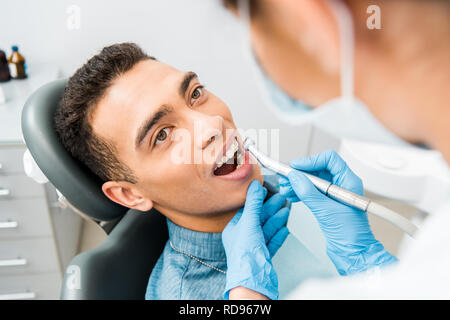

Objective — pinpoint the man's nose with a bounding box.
[192,114,224,150]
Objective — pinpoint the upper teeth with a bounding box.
[215,139,241,169]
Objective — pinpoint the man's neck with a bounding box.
[156,207,238,233]
[381,1,450,163]
[418,48,450,163]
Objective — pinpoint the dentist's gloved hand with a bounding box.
[222,180,290,300]
[279,150,397,276]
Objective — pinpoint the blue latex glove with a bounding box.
[222,180,290,300]
[279,150,397,276]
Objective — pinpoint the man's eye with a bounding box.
[155,127,171,145]
[190,86,204,105]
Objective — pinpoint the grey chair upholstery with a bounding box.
[21,79,168,299]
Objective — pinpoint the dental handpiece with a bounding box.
[243,137,418,237]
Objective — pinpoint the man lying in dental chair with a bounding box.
[54,42,290,299]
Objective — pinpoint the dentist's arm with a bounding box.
[222,180,290,300]
[279,150,397,276]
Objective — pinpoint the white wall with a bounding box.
[1,0,311,162]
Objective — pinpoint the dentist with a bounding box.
[221,0,450,299]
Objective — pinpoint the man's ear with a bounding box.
[285,0,342,73]
[102,181,153,212]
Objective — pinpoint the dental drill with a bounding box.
[243,137,419,238]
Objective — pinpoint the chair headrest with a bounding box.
[21,79,128,221]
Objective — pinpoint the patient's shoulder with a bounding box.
[178,265,226,300]
[145,241,192,300]
[145,241,226,300]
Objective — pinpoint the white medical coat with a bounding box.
[288,200,450,299]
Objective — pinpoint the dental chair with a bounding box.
[21,79,168,299]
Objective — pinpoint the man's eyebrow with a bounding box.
[135,72,197,149]
[179,71,198,97]
[135,105,174,149]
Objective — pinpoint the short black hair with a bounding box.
[222,0,259,16]
[54,42,155,183]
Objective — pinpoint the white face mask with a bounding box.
[238,0,407,146]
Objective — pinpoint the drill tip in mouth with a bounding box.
[243,136,255,151]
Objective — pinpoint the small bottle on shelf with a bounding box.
[8,46,27,79]
[0,49,11,82]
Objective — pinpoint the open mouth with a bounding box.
[213,138,244,176]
